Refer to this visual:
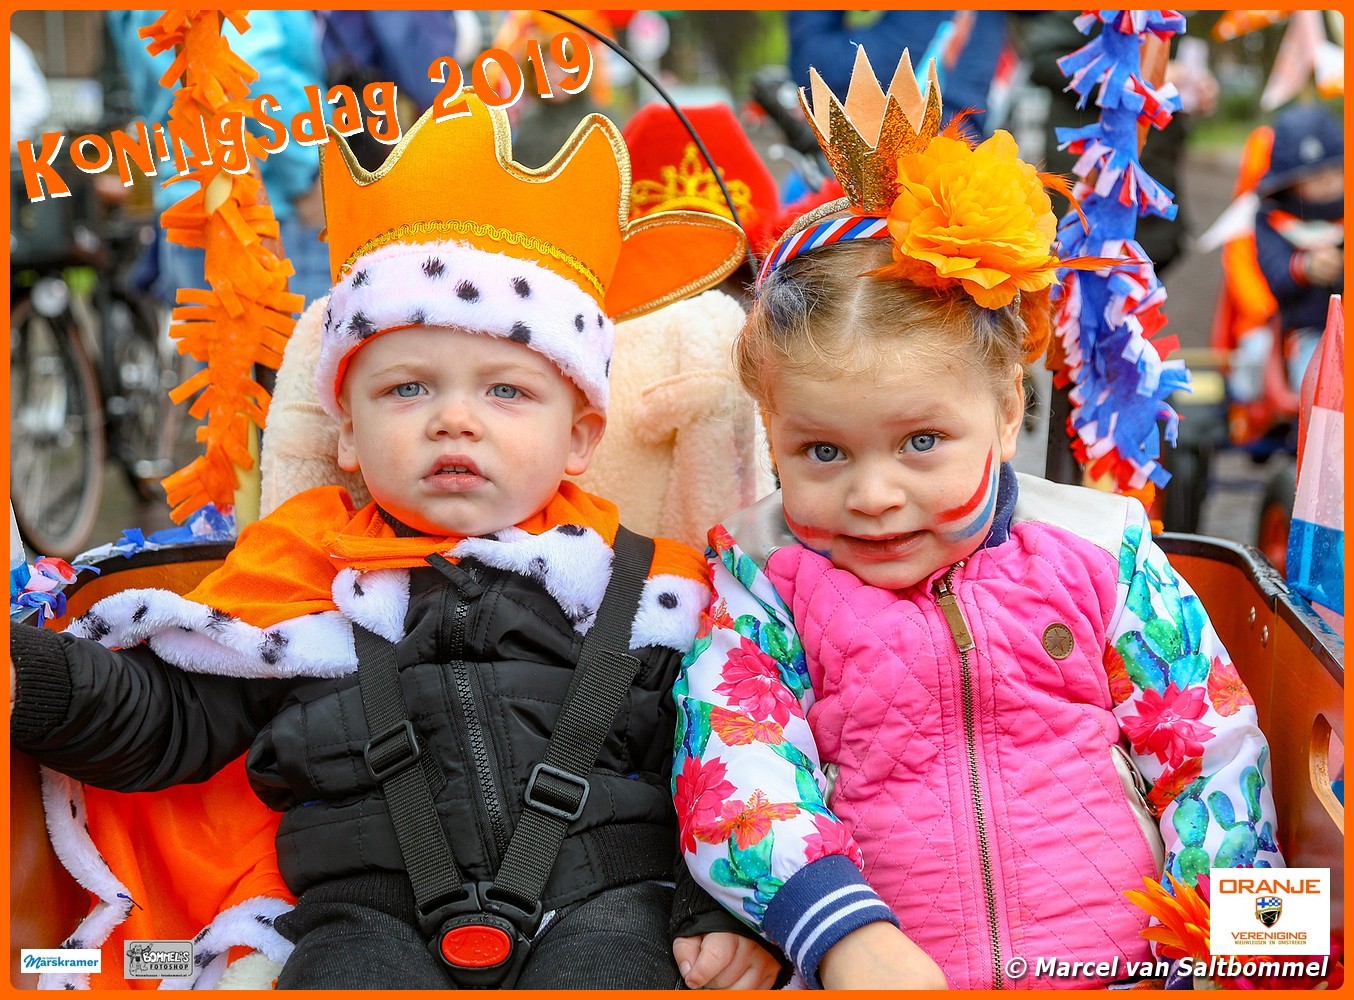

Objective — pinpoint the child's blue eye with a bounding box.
[810,444,841,463]
[393,382,424,398]
[490,384,521,399]
[907,433,938,453]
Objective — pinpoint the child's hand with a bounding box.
[1306,246,1343,286]
[818,921,947,990]
[673,931,781,989]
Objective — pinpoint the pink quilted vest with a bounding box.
[763,516,1159,990]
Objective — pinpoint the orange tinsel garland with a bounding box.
[141,10,304,523]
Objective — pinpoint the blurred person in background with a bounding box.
[106,10,329,308]
[316,10,465,171]
[787,11,1009,138]
[10,32,50,149]
[1254,101,1343,389]
[497,10,615,169]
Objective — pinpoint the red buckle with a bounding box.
[439,924,513,969]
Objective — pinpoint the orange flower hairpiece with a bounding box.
[762,47,1114,362]
[871,122,1106,360]
[878,126,1060,310]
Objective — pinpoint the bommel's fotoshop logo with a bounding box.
[1210,868,1330,956]
[125,940,194,979]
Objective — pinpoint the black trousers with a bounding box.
[274,876,682,990]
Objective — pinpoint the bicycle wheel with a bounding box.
[1256,462,1296,576]
[103,289,184,501]
[10,292,106,559]
[1160,442,1213,534]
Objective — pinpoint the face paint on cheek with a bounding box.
[937,450,999,543]
[782,511,835,558]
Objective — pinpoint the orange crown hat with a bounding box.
[623,103,780,256]
[316,94,747,419]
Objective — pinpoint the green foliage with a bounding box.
[664,11,787,95]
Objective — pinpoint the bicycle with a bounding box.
[9,167,105,559]
[86,171,185,502]
[9,157,183,559]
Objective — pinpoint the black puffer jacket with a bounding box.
[13,555,688,911]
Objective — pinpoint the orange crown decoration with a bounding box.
[320,96,746,321]
[800,46,943,214]
[315,95,747,421]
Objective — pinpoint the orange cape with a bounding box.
[62,483,706,987]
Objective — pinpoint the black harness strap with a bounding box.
[354,526,655,985]
[491,526,654,911]
[354,624,465,919]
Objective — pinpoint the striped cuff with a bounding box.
[762,855,898,989]
[1291,252,1310,287]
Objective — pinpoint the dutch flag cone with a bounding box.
[1288,295,1344,634]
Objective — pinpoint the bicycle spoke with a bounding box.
[9,295,105,557]
[40,474,89,526]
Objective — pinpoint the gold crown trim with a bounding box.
[340,219,605,299]
[778,196,853,248]
[631,143,755,223]
[800,47,943,213]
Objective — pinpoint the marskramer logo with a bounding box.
[1210,868,1330,956]
[20,949,102,973]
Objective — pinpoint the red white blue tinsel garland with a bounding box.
[8,505,235,624]
[1052,9,1192,490]
[10,557,90,626]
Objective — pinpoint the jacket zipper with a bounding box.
[932,564,1005,989]
[443,587,511,859]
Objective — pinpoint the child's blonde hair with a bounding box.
[737,241,1045,409]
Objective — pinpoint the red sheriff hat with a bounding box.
[623,102,780,257]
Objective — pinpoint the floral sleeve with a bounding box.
[673,526,898,987]
[1105,502,1284,886]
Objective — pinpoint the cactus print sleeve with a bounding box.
[673,526,898,988]
[1105,501,1284,888]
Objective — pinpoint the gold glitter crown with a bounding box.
[800,47,944,213]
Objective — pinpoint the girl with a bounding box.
[672,52,1282,991]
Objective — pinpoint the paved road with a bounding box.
[1161,145,1279,547]
[85,141,1273,555]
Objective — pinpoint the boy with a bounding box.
[1254,102,1343,389]
[11,95,779,989]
